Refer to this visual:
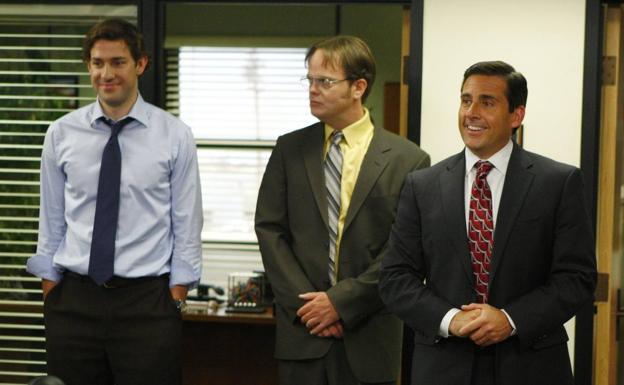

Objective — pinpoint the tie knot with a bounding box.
[101,117,134,136]
[475,161,493,179]
[331,131,343,146]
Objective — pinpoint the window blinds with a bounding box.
[167,46,316,290]
[0,6,136,383]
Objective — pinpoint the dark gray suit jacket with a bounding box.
[255,122,430,383]
[379,143,597,385]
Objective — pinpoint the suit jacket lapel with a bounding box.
[301,123,329,229]
[489,143,534,282]
[343,128,389,232]
[440,152,474,283]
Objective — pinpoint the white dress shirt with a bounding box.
[439,140,517,337]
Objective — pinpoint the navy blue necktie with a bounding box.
[88,117,133,285]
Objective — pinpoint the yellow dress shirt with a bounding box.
[323,108,374,276]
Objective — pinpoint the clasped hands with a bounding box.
[449,303,513,346]
[296,292,343,339]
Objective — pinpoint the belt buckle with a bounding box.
[102,280,117,289]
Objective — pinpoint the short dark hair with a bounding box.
[462,61,528,112]
[305,35,376,102]
[82,18,146,64]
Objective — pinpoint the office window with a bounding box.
[167,47,316,289]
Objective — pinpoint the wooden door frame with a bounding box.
[595,3,618,380]
[594,4,624,385]
[580,2,603,384]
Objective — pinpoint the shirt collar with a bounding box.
[324,108,374,147]
[89,93,149,128]
[464,140,513,177]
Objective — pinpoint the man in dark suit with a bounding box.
[255,36,430,385]
[379,61,596,385]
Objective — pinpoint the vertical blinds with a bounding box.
[167,46,316,289]
[0,7,136,384]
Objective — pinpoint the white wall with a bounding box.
[420,0,587,366]
[421,0,586,167]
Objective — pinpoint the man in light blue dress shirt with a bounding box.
[26,19,203,385]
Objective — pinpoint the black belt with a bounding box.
[64,271,169,289]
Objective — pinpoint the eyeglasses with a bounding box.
[300,76,350,90]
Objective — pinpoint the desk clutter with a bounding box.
[226,271,266,313]
[185,270,273,315]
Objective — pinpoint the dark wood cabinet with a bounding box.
[182,307,277,385]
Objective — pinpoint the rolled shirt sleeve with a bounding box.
[27,123,66,282]
[169,125,203,288]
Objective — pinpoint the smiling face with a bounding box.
[306,50,367,129]
[88,39,147,118]
[458,74,525,159]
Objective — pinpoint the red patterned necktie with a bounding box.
[468,160,494,303]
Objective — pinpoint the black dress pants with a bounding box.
[43,272,182,385]
[471,345,496,385]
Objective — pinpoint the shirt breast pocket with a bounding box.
[121,149,171,199]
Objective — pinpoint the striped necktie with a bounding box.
[88,117,133,285]
[468,160,494,303]
[325,131,343,286]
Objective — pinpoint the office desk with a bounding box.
[182,305,277,385]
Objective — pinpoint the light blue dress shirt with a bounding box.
[27,94,203,287]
